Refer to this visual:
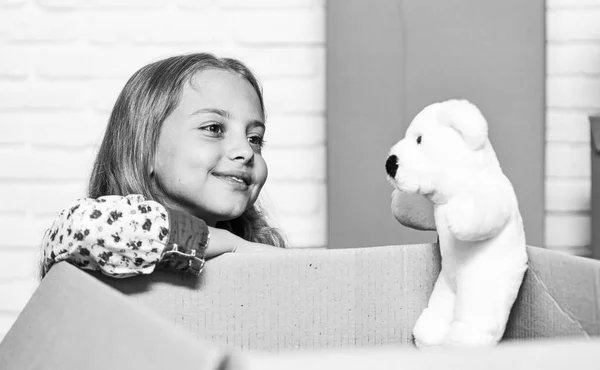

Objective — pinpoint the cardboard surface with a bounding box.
[2,243,600,369]
[244,338,600,370]
[0,262,231,370]
[505,245,600,339]
[94,243,600,351]
[97,244,440,351]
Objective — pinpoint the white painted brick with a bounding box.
[0,148,95,180]
[265,115,325,147]
[229,9,325,44]
[0,119,27,144]
[546,76,600,109]
[27,182,88,215]
[547,0,600,8]
[175,0,212,10]
[0,313,18,343]
[28,113,106,148]
[0,279,37,312]
[546,178,590,211]
[0,82,89,111]
[546,6,600,255]
[91,80,130,113]
[546,143,591,178]
[220,0,324,8]
[0,12,80,43]
[0,250,38,280]
[232,47,322,77]
[0,184,28,213]
[262,77,325,114]
[0,112,104,147]
[130,15,223,45]
[0,0,26,8]
[278,208,327,248]
[85,12,220,45]
[262,182,325,215]
[0,47,32,79]
[36,47,159,79]
[263,146,325,181]
[545,213,591,248]
[0,215,54,248]
[36,46,205,79]
[546,110,593,143]
[0,179,87,217]
[547,9,600,42]
[547,44,600,75]
[37,0,166,9]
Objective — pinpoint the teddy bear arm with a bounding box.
[473,194,511,240]
[446,192,511,242]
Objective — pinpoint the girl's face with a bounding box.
[153,69,268,226]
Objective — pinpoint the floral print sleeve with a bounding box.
[41,194,209,279]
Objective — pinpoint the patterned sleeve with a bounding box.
[41,194,208,279]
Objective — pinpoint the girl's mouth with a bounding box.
[213,173,251,190]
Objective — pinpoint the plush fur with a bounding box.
[386,99,528,348]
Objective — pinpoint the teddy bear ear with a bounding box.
[437,99,488,150]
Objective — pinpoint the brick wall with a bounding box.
[546,0,600,257]
[0,0,325,340]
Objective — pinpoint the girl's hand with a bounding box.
[205,227,285,258]
[234,241,285,254]
[205,227,245,258]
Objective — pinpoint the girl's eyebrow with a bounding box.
[249,121,266,130]
[190,108,265,128]
[190,108,230,118]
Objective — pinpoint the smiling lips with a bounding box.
[212,171,252,190]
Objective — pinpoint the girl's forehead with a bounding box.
[188,69,244,90]
[178,70,264,118]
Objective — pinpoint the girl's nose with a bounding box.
[227,135,254,164]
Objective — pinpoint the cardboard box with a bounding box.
[0,255,232,370]
[2,243,600,369]
[98,243,600,348]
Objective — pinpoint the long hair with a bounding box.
[88,53,286,247]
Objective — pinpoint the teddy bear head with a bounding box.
[386,99,499,200]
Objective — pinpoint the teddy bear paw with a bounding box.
[444,321,498,347]
[444,195,480,241]
[412,308,451,349]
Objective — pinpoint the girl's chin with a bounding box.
[209,205,250,222]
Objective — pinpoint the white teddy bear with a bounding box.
[386,99,528,348]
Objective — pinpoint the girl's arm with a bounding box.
[41,194,235,279]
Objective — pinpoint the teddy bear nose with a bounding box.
[386,155,398,178]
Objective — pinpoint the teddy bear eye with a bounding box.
[416,135,422,144]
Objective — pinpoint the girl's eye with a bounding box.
[248,135,266,149]
[416,135,422,144]
[200,123,224,136]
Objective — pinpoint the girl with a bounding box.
[39,53,286,280]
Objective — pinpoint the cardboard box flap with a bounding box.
[0,263,231,370]
[505,246,600,339]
